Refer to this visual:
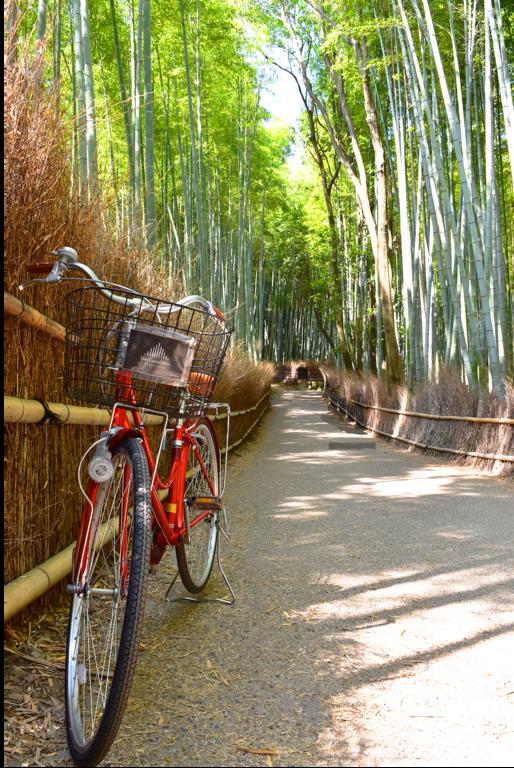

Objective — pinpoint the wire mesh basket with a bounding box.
[64,285,233,418]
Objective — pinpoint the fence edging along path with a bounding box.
[347,398,514,426]
[329,394,514,464]
[4,390,270,426]
[4,292,271,620]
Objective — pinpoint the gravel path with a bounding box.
[109,386,514,767]
[5,386,514,767]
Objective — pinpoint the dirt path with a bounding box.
[5,387,514,766]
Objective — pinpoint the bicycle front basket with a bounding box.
[64,286,232,418]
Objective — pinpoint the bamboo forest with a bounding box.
[4,3,514,766]
[5,0,514,394]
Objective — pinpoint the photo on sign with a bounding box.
[120,323,197,387]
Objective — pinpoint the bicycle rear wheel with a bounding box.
[176,418,220,593]
[65,438,151,767]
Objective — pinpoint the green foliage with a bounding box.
[8,0,514,381]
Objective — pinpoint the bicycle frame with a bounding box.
[71,372,220,590]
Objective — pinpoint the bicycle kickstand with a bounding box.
[165,521,235,606]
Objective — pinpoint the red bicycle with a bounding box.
[22,247,233,767]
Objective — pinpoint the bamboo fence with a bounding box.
[347,399,514,426]
[328,394,514,464]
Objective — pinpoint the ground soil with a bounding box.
[4,386,514,767]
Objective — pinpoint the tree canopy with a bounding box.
[5,0,514,392]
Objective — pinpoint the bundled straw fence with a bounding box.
[323,369,513,477]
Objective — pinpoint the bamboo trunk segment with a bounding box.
[3,542,75,622]
[3,518,120,622]
[5,396,111,425]
[3,396,164,426]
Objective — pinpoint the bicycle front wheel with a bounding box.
[65,438,151,767]
[176,418,220,593]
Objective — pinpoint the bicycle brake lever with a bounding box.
[18,277,48,291]
[19,247,78,291]
[19,261,64,291]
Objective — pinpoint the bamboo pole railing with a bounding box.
[329,395,514,463]
[4,396,148,426]
[220,394,270,453]
[348,399,514,426]
[4,389,270,426]
[4,518,120,622]
[4,291,65,341]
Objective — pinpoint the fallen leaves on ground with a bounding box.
[4,607,70,766]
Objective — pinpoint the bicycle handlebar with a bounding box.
[20,247,227,325]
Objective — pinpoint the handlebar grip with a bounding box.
[26,262,55,275]
[210,304,225,323]
[177,295,226,324]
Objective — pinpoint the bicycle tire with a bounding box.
[65,437,151,767]
[176,418,220,593]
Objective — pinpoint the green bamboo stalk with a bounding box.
[109,0,134,197]
[132,0,143,239]
[36,0,47,42]
[487,0,514,189]
[79,0,97,187]
[72,0,87,187]
[53,0,62,103]
[195,0,208,294]
[101,67,120,231]
[142,0,156,248]
[180,0,203,292]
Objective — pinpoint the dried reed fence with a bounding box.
[3,51,272,621]
[322,368,514,477]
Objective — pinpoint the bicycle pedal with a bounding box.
[186,496,223,511]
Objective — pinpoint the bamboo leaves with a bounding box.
[11,0,513,390]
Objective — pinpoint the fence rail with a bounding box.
[4,389,270,426]
[4,291,66,340]
[329,395,514,464]
[348,398,514,426]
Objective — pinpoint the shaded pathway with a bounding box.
[109,387,514,767]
